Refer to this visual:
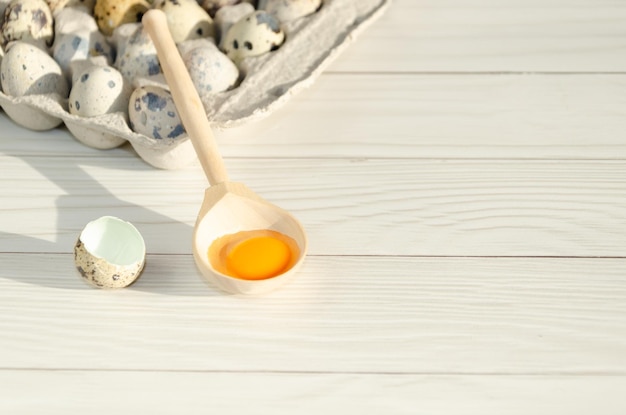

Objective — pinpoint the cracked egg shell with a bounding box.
[74,216,146,289]
[1,0,54,49]
[115,24,161,82]
[128,85,186,142]
[153,0,214,44]
[221,10,284,62]
[183,43,238,94]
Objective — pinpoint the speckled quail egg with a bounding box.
[53,30,114,78]
[129,85,186,141]
[74,216,146,289]
[221,10,284,62]
[214,1,253,45]
[153,0,214,44]
[115,24,160,81]
[69,65,130,117]
[94,0,149,36]
[183,43,238,94]
[263,0,321,22]
[1,0,54,49]
[1,41,68,97]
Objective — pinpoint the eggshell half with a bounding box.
[74,216,146,289]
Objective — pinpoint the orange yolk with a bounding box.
[208,230,300,280]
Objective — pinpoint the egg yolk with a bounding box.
[208,230,299,280]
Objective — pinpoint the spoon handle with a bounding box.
[142,9,229,185]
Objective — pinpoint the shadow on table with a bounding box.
[0,133,225,297]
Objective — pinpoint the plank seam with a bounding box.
[2,252,625,259]
[1,368,625,376]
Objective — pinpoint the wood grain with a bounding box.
[1,254,625,373]
[3,74,626,159]
[1,371,625,415]
[330,0,626,73]
[1,1,625,408]
[1,156,625,256]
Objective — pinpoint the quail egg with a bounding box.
[183,43,238,94]
[153,0,214,44]
[262,0,321,22]
[213,1,254,45]
[129,85,186,141]
[68,65,130,117]
[94,0,149,36]
[1,0,53,49]
[221,10,284,62]
[115,23,160,82]
[1,41,68,97]
[74,216,146,289]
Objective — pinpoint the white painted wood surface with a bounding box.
[1,1,625,413]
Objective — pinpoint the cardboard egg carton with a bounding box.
[0,0,390,169]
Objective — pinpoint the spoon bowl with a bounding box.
[143,10,307,295]
[193,182,307,295]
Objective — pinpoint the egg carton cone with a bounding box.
[0,0,390,169]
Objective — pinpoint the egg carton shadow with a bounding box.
[0,0,390,170]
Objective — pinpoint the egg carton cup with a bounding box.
[0,0,390,169]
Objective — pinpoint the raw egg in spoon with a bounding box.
[142,10,307,295]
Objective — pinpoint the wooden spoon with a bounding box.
[143,10,307,295]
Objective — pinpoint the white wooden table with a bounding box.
[2,1,626,412]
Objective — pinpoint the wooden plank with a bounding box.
[3,74,626,160]
[1,254,625,373]
[330,0,626,73]
[1,156,625,256]
[217,74,626,159]
[1,370,625,415]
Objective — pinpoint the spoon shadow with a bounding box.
[0,126,223,296]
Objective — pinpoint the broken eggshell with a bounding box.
[74,216,146,289]
[153,0,214,43]
[114,23,161,82]
[183,43,239,94]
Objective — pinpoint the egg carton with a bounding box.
[0,0,390,169]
